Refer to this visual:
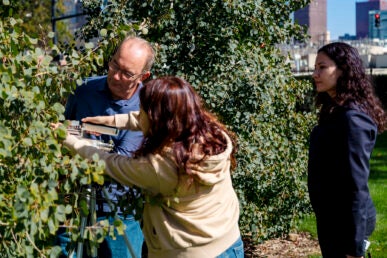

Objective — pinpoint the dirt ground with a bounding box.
[244,232,322,258]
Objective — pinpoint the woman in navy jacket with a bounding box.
[308,42,386,258]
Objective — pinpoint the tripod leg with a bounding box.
[122,231,138,258]
[102,187,138,258]
[89,187,98,258]
[76,215,87,258]
[76,186,98,258]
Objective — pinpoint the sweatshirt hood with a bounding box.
[187,132,233,186]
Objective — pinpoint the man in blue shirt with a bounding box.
[61,36,154,258]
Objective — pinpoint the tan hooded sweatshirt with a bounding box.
[64,112,241,258]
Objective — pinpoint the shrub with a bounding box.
[81,0,315,242]
[0,17,112,257]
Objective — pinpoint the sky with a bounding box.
[327,0,356,40]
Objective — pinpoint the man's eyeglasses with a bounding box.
[108,61,143,80]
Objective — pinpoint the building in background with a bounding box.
[294,0,328,44]
[338,34,357,40]
[356,0,387,39]
[368,10,387,39]
[283,0,387,73]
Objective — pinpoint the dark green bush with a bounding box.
[81,0,315,242]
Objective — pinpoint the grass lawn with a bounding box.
[296,132,387,257]
[368,131,387,256]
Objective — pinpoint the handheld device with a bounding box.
[68,120,119,136]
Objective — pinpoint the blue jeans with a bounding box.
[100,215,144,258]
[56,215,143,258]
[216,237,244,258]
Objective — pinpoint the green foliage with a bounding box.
[80,0,315,242]
[0,16,119,256]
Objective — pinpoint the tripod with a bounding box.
[66,122,138,258]
[68,185,137,258]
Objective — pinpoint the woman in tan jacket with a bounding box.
[62,76,244,258]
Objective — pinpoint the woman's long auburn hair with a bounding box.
[315,42,386,132]
[134,76,237,174]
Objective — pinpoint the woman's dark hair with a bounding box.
[315,42,386,132]
[134,76,237,175]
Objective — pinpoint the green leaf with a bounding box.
[85,42,94,49]
[48,218,56,235]
[40,207,49,222]
[113,219,125,235]
[41,55,53,66]
[55,205,66,222]
[79,199,89,216]
[29,37,38,44]
[48,31,55,38]
[30,183,39,197]
[9,17,16,26]
[100,29,107,37]
[65,204,73,214]
[56,127,67,140]
[16,185,30,202]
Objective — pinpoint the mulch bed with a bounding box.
[244,232,321,257]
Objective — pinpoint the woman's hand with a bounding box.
[82,115,115,127]
[50,122,62,130]
[50,122,72,140]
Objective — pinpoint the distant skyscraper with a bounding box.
[294,0,327,44]
[356,0,387,39]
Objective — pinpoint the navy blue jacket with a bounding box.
[308,105,377,257]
